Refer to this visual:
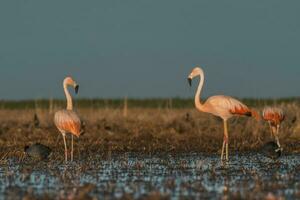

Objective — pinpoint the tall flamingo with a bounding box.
[188,67,259,161]
[262,107,284,149]
[54,77,82,162]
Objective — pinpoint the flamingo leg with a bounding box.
[226,142,229,161]
[62,133,68,162]
[71,134,74,162]
[221,120,229,162]
[268,122,273,137]
[224,120,229,161]
[270,123,281,149]
[221,140,226,161]
[275,125,281,148]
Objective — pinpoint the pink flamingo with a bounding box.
[54,77,83,162]
[263,107,284,148]
[188,67,259,161]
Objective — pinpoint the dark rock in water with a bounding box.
[24,143,51,160]
[261,141,282,159]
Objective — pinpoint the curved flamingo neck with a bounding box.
[195,70,204,111]
[63,82,73,110]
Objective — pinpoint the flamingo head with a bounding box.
[64,77,79,94]
[187,67,203,86]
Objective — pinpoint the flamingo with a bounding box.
[54,77,83,162]
[262,107,284,149]
[187,67,259,162]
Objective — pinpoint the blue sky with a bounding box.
[0,1,299,99]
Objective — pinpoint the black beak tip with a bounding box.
[75,85,79,94]
[188,78,192,86]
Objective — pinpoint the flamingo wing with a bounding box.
[54,110,82,136]
[204,95,255,119]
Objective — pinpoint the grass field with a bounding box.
[0,98,299,158]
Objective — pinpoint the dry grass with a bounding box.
[0,102,299,161]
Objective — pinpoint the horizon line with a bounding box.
[0,96,299,102]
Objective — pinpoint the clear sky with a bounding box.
[0,1,299,100]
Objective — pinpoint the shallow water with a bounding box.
[1,153,300,199]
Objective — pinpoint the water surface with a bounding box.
[1,153,299,199]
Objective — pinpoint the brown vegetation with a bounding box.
[0,102,299,161]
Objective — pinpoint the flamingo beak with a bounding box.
[75,85,79,94]
[188,78,192,87]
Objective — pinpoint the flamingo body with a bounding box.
[54,110,81,137]
[263,107,284,126]
[202,95,258,121]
